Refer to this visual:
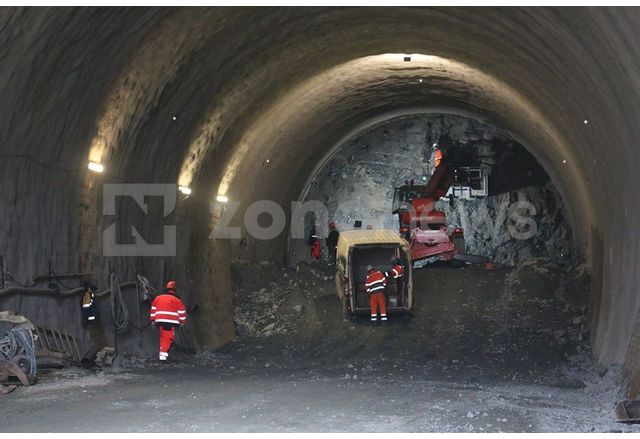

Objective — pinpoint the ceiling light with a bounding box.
[88,162,104,173]
[419,78,423,83]
[216,195,229,203]
[178,186,192,195]
[172,116,177,121]
[583,120,588,124]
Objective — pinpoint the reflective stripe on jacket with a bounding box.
[365,270,387,294]
[391,264,405,279]
[151,292,187,325]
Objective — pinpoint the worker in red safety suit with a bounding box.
[308,225,321,261]
[433,144,443,168]
[150,280,187,361]
[365,265,388,322]
[386,259,405,304]
[312,238,321,260]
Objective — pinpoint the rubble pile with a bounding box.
[231,261,333,338]
[228,256,592,390]
[501,257,590,348]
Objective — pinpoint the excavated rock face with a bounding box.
[437,183,574,267]
[297,114,572,267]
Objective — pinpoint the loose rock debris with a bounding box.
[3,258,637,432]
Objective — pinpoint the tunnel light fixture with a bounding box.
[418,78,423,83]
[562,160,567,164]
[172,116,177,121]
[88,161,104,173]
[216,194,229,203]
[584,120,589,124]
[178,185,192,195]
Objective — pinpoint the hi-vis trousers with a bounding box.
[369,292,387,321]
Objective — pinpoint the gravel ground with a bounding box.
[1,259,637,432]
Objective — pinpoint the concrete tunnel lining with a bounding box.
[215,53,590,253]
[1,7,639,372]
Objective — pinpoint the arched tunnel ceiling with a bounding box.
[215,54,586,240]
[2,7,640,366]
[72,7,636,252]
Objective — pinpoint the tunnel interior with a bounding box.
[1,6,640,432]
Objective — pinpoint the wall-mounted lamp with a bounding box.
[178,186,192,195]
[88,162,104,173]
[216,195,229,203]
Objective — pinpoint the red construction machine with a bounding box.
[392,151,488,268]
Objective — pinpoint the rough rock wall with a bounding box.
[437,183,574,267]
[295,114,573,267]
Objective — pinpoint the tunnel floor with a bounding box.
[1,261,632,432]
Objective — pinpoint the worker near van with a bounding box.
[386,258,405,298]
[365,265,388,322]
[312,238,321,260]
[326,222,340,265]
[150,280,187,361]
[308,226,321,261]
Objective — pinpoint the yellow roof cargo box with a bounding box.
[335,229,412,318]
[337,229,410,255]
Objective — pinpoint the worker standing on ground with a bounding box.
[386,258,405,302]
[150,281,187,361]
[326,222,340,265]
[365,265,388,323]
[308,225,321,261]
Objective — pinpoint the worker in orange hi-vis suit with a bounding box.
[365,265,388,322]
[150,281,187,361]
[433,145,444,168]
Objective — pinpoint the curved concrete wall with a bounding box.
[0,7,639,368]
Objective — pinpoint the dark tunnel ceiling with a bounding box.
[2,7,640,365]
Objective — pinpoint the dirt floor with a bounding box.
[1,259,637,432]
